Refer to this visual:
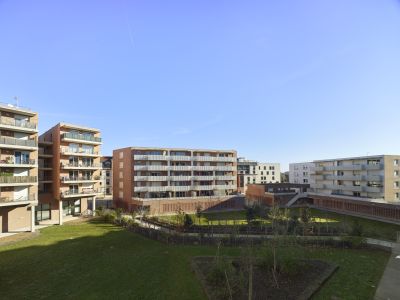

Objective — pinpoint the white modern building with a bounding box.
[289,162,315,185]
[237,158,280,193]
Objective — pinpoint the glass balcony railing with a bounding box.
[0,116,37,130]
[0,194,36,204]
[62,132,101,143]
[0,158,36,165]
[0,136,37,148]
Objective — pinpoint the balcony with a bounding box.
[61,176,101,183]
[214,184,236,190]
[169,166,192,171]
[0,116,37,133]
[38,149,53,157]
[133,176,168,181]
[0,136,37,150]
[192,156,236,162]
[169,176,192,181]
[0,194,37,207]
[0,158,37,168]
[169,155,192,161]
[134,186,170,192]
[214,175,236,181]
[39,163,53,170]
[324,175,362,181]
[134,165,169,171]
[363,163,384,170]
[60,189,100,198]
[0,175,37,186]
[194,176,214,181]
[324,184,362,192]
[60,163,101,170]
[60,147,100,157]
[133,155,168,161]
[363,186,383,193]
[61,132,102,145]
[324,164,363,171]
[39,176,53,183]
[362,175,383,181]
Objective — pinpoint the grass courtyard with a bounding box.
[159,208,400,241]
[0,219,390,299]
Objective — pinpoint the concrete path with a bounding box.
[375,243,400,300]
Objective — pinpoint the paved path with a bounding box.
[375,243,400,300]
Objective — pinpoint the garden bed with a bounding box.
[192,256,338,300]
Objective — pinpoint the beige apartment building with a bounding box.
[307,155,400,223]
[38,123,102,224]
[113,147,238,214]
[0,103,38,233]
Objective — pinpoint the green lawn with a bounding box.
[0,220,390,299]
[160,208,400,241]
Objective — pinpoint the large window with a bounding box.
[36,203,51,222]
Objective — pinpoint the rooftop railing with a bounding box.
[0,176,37,184]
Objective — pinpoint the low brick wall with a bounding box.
[310,194,400,224]
[115,196,245,215]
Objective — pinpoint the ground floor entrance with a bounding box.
[35,203,51,223]
[63,199,81,216]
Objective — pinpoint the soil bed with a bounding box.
[192,256,337,300]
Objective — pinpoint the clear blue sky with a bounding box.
[1,1,400,171]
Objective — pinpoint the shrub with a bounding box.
[351,220,363,237]
[343,236,366,249]
[184,214,193,228]
[120,216,130,227]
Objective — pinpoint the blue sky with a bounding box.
[1,1,400,171]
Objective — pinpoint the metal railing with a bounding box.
[0,136,37,147]
[62,132,102,143]
[60,147,99,155]
[61,176,101,182]
[61,163,101,168]
[0,176,37,184]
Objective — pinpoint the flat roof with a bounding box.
[127,146,236,153]
[0,102,37,116]
[59,122,100,133]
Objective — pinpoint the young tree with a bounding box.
[195,204,202,225]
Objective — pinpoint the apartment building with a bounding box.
[100,156,112,197]
[0,103,38,233]
[38,123,102,224]
[237,157,280,194]
[289,162,315,185]
[113,147,239,214]
[308,155,400,223]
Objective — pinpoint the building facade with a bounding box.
[305,155,400,223]
[237,157,280,194]
[289,162,315,185]
[0,103,38,233]
[113,147,239,214]
[38,123,102,224]
[100,156,112,197]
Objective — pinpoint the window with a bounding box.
[272,176,275,180]
[396,193,400,200]
[119,152,124,159]
[395,171,399,177]
[353,192,361,197]
[394,159,399,166]
[119,162,123,168]
[261,171,263,175]
[264,166,266,170]
[272,171,275,175]
[303,179,308,183]
[395,182,400,188]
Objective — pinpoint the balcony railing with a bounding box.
[0,136,37,148]
[0,176,37,184]
[0,194,36,204]
[60,189,100,197]
[60,147,100,156]
[0,116,37,130]
[62,132,102,143]
[61,163,102,169]
[0,158,36,166]
[61,176,101,182]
